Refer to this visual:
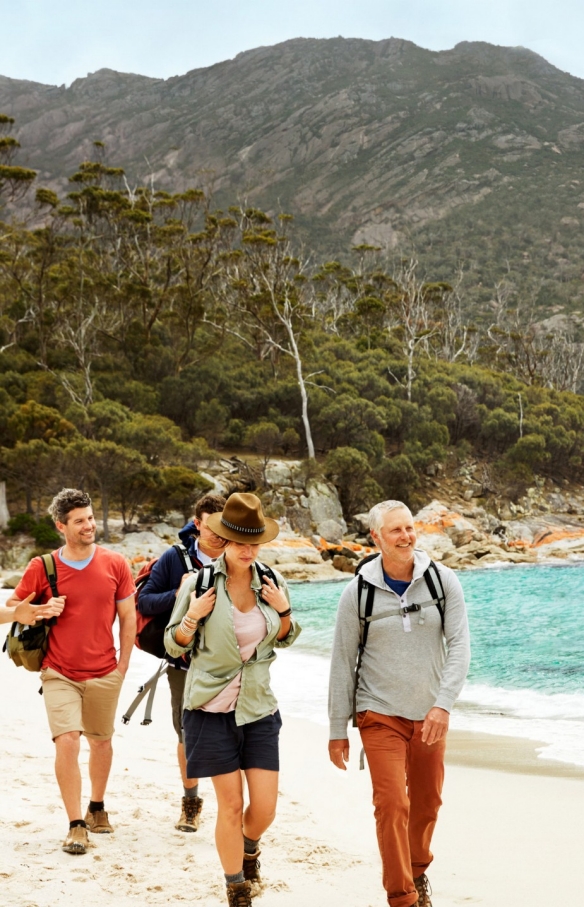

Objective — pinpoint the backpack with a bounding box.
[121,559,280,727]
[352,553,446,727]
[134,543,200,659]
[3,553,59,672]
[192,560,279,628]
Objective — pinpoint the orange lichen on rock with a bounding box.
[532,528,584,548]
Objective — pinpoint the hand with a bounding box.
[14,592,66,625]
[178,571,194,590]
[261,576,289,614]
[421,707,449,746]
[187,586,216,622]
[328,739,350,771]
[116,662,129,678]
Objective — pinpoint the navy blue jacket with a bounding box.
[138,521,202,668]
[138,521,201,617]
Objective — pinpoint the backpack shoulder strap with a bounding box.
[193,564,216,628]
[353,573,376,727]
[255,561,279,587]
[194,564,215,597]
[423,560,446,631]
[41,553,59,598]
[173,543,198,573]
[355,552,380,576]
[358,575,376,650]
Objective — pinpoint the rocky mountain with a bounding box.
[2,37,584,319]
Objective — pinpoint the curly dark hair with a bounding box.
[194,493,227,521]
[48,488,93,525]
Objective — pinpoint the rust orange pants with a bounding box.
[358,711,446,907]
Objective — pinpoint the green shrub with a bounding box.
[31,518,61,548]
[5,513,60,548]
[6,513,37,536]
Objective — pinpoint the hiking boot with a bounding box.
[62,824,89,854]
[176,795,203,832]
[414,873,433,907]
[243,849,262,895]
[226,880,252,907]
[84,807,114,833]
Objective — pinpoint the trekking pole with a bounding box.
[121,661,168,725]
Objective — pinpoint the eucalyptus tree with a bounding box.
[208,208,319,458]
[0,114,36,203]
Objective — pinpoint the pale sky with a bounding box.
[3,0,584,86]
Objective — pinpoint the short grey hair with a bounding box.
[368,500,412,533]
[48,488,92,525]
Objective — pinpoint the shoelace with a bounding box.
[244,855,261,880]
[227,886,251,907]
[414,874,432,906]
[184,798,201,822]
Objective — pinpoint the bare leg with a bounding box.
[54,731,82,821]
[177,741,199,789]
[211,770,245,874]
[87,737,113,802]
[243,769,278,841]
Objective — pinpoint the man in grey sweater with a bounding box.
[328,500,470,907]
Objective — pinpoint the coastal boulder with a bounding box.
[306,479,347,539]
[264,460,303,489]
[317,519,345,544]
[332,554,357,574]
[412,500,473,559]
[352,512,371,534]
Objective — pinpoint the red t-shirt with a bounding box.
[15,547,136,682]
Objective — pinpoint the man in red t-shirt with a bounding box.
[8,488,136,856]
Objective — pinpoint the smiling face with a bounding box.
[370,506,417,578]
[56,506,97,550]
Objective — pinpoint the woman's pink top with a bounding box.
[201,604,268,712]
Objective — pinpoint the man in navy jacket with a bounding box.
[138,492,226,831]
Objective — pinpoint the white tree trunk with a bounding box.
[286,320,316,459]
[0,481,10,530]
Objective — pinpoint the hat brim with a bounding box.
[206,511,280,544]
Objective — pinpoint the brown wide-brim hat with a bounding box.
[206,492,280,544]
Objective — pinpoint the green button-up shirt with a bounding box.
[164,553,301,726]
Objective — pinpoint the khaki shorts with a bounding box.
[40,666,124,740]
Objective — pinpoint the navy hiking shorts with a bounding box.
[183,708,282,777]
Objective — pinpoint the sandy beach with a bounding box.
[1,643,583,907]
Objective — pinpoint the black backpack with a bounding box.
[193,560,279,627]
[352,553,446,726]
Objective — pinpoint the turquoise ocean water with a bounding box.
[270,565,584,768]
[3,564,584,767]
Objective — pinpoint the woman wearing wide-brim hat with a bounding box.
[165,493,301,907]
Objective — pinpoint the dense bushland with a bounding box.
[2,120,584,530]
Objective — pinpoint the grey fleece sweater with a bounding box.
[328,549,470,739]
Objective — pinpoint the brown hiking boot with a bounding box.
[414,873,433,907]
[84,808,113,833]
[226,880,252,907]
[62,824,89,854]
[243,849,262,895]
[176,795,203,832]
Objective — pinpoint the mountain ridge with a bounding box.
[3,36,584,319]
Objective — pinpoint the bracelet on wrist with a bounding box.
[180,616,198,635]
[278,607,292,618]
